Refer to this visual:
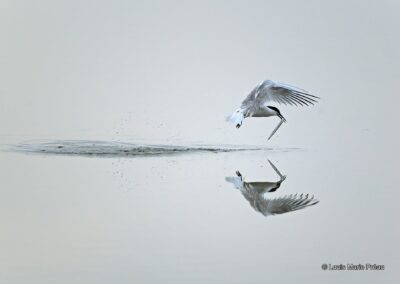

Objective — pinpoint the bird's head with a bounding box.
[225,171,244,189]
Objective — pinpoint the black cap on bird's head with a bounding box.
[267,106,286,122]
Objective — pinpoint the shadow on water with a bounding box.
[8,140,302,158]
[226,160,319,217]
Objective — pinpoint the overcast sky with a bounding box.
[1,0,398,151]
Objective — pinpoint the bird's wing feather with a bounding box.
[240,81,262,109]
[261,194,319,215]
[241,80,319,108]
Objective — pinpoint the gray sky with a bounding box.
[1,0,398,149]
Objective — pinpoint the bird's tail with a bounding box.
[226,109,244,127]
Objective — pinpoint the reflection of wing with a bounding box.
[241,188,318,217]
[258,194,319,216]
[241,80,319,108]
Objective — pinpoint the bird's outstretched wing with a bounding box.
[241,80,319,108]
[249,193,319,216]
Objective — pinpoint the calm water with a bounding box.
[0,138,397,283]
[2,1,399,282]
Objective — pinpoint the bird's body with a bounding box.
[227,80,319,140]
[246,106,277,118]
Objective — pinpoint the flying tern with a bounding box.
[227,80,319,140]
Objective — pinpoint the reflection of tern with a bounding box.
[225,160,319,217]
[227,80,319,140]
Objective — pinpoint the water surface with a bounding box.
[1,139,397,283]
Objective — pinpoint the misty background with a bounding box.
[0,0,399,283]
[1,0,397,147]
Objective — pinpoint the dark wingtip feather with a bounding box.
[292,90,320,99]
[290,92,320,106]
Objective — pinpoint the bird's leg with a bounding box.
[236,123,241,129]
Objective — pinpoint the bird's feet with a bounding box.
[236,171,242,177]
[236,123,241,129]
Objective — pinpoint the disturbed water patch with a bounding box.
[7,140,298,158]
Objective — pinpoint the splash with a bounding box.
[9,140,279,158]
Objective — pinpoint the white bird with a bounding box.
[225,160,319,217]
[227,80,319,140]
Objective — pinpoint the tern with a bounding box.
[227,80,319,140]
[225,160,319,217]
